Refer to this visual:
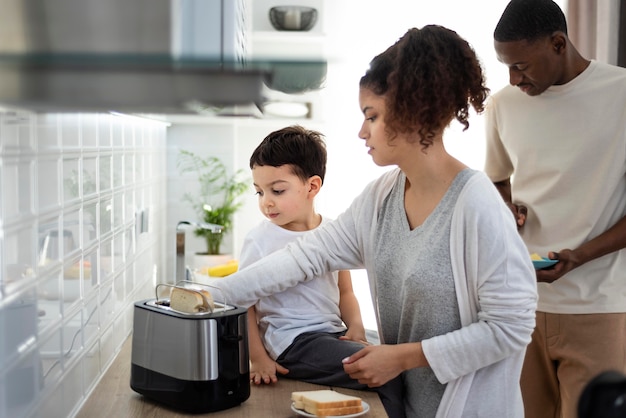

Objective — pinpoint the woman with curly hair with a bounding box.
[212,26,537,417]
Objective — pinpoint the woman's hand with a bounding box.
[342,345,409,387]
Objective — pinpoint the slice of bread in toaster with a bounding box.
[170,287,215,313]
[198,289,215,311]
[291,390,363,416]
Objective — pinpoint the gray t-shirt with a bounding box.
[375,169,473,417]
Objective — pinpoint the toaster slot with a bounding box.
[153,282,234,315]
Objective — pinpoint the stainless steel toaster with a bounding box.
[130,291,250,413]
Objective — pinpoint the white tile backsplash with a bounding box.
[0,109,167,418]
[37,157,61,211]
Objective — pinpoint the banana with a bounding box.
[206,260,239,277]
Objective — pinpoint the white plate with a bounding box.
[291,401,370,417]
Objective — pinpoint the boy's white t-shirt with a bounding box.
[239,217,345,359]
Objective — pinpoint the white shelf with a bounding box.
[250,30,326,61]
[253,30,326,38]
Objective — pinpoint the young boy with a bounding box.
[241,125,404,417]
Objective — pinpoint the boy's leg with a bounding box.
[278,331,406,418]
[277,331,364,387]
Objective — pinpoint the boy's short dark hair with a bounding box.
[250,125,327,183]
[494,0,568,43]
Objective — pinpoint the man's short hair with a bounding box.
[494,0,568,42]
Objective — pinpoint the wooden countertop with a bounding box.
[76,336,388,417]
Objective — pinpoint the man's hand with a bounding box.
[493,179,526,228]
[536,249,580,283]
[508,202,527,228]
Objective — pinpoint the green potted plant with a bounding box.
[177,149,250,256]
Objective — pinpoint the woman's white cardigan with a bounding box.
[216,168,537,417]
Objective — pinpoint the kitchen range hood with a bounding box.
[0,0,326,115]
[0,54,268,114]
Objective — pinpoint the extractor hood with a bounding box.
[0,0,326,115]
[0,54,268,114]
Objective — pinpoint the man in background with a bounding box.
[484,1,626,417]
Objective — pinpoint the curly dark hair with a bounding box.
[250,125,327,184]
[360,25,490,149]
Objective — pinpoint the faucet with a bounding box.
[175,220,224,283]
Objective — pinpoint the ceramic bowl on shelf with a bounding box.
[269,6,318,31]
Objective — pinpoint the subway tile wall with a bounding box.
[0,109,168,418]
